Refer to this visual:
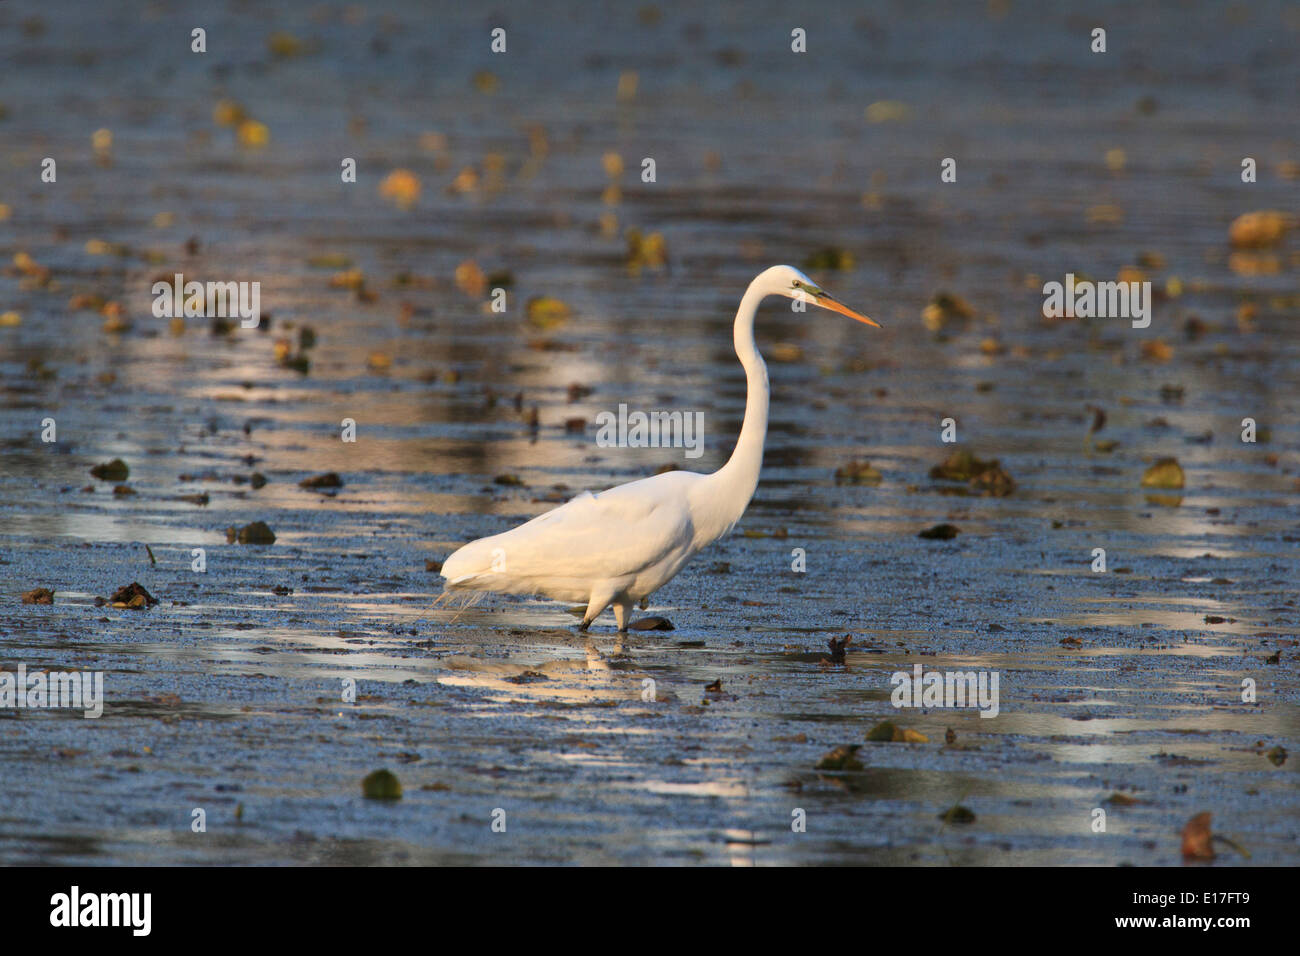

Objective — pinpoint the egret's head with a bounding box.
[768,265,880,327]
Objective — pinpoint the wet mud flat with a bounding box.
[2,1,1299,864]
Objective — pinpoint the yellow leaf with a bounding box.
[1140,457,1185,489]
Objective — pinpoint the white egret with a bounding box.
[439,264,879,631]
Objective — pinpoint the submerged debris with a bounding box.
[361,769,403,800]
[866,720,928,743]
[929,449,1015,496]
[815,744,863,771]
[918,523,960,540]
[226,521,276,545]
[801,247,854,271]
[826,634,852,663]
[625,229,667,271]
[109,582,158,609]
[299,472,343,490]
[922,291,976,331]
[834,460,882,485]
[90,458,129,482]
[629,616,674,631]
[938,804,976,824]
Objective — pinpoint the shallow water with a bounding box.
[1,1,1298,865]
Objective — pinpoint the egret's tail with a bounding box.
[432,586,486,623]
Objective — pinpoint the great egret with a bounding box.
[439,264,879,631]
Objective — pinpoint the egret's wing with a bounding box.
[442,474,697,586]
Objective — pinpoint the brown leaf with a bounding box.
[22,587,55,605]
[1181,812,1215,860]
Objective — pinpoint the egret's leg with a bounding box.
[581,591,614,631]
[613,600,634,633]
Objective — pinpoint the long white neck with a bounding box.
[701,275,770,534]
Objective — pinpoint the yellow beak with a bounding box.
[815,292,880,327]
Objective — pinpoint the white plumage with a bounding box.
[440,265,878,631]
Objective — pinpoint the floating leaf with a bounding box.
[1140,457,1185,489]
[768,342,804,363]
[455,260,487,297]
[918,523,960,540]
[938,804,976,824]
[267,31,303,58]
[226,521,276,545]
[329,269,366,290]
[930,449,1016,497]
[816,745,863,771]
[865,100,909,123]
[90,458,129,482]
[834,460,882,485]
[306,253,352,269]
[802,247,854,271]
[625,229,667,271]
[1140,339,1174,363]
[866,720,926,743]
[362,769,402,800]
[1180,812,1215,860]
[236,119,270,148]
[1228,210,1291,248]
[379,169,421,208]
[922,291,975,331]
[213,99,245,126]
[525,296,571,329]
[299,472,343,490]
